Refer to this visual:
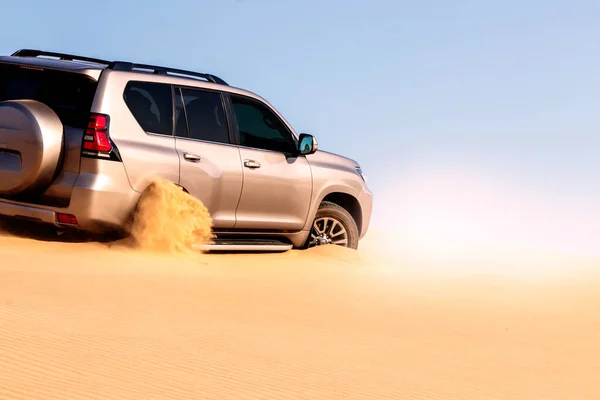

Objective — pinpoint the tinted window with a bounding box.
[0,63,97,129]
[177,88,229,144]
[231,95,296,153]
[124,81,173,135]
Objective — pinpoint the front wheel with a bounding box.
[307,201,359,250]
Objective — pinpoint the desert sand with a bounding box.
[1,183,599,399]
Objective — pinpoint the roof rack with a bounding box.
[11,48,229,86]
[11,49,111,66]
[107,61,228,86]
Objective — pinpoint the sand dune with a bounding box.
[1,181,599,399]
[1,230,600,399]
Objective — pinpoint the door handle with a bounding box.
[243,159,261,169]
[183,153,202,163]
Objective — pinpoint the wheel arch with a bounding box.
[310,190,362,234]
[322,192,362,234]
[176,184,189,194]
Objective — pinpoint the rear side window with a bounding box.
[124,81,173,136]
[175,87,230,144]
[0,63,97,129]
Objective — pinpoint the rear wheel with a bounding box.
[307,201,359,250]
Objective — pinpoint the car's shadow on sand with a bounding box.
[0,219,306,256]
[0,218,118,244]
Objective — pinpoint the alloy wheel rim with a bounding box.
[308,217,348,247]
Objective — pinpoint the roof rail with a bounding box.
[11,49,111,66]
[107,61,228,86]
[10,48,229,86]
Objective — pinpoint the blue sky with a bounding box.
[2,0,599,251]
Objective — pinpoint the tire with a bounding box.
[0,100,64,196]
[306,201,359,250]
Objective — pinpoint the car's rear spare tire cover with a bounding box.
[0,100,64,196]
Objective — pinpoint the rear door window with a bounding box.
[0,63,98,129]
[123,81,173,136]
[175,87,230,144]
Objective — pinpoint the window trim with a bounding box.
[226,93,299,156]
[172,84,236,146]
[171,85,180,137]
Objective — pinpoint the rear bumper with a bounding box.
[0,200,58,226]
[67,164,140,235]
[0,159,139,235]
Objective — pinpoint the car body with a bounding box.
[0,49,372,250]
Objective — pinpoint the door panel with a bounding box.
[235,148,312,231]
[176,138,243,229]
[173,86,243,229]
[228,93,313,231]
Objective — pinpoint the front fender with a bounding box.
[302,184,363,232]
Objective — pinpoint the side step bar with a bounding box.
[193,238,293,253]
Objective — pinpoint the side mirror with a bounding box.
[298,133,318,155]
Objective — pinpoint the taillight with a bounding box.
[83,113,112,153]
[56,213,78,225]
